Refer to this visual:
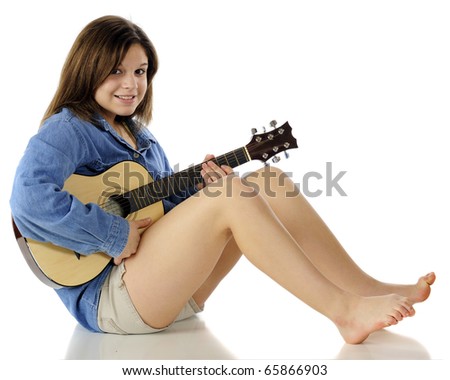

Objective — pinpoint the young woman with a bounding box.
[10,15,435,344]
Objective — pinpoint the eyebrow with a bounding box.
[117,62,149,68]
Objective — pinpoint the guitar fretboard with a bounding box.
[124,147,250,213]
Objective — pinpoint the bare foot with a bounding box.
[407,272,436,303]
[335,294,415,344]
[374,272,436,306]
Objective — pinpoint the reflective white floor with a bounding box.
[65,316,434,360]
[6,258,444,361]
[67,257,445,361]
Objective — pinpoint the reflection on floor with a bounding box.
[66,317,236,360]
[336,330,430,360]
[65,316,431,360]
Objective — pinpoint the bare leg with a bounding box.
[243,166,435,304]
[124,175,414,343]
[192,237,242,309]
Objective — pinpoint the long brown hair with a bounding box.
[42,15,158,127]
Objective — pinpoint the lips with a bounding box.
[114,95,138,106]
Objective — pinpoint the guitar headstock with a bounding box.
[246,121,298,163]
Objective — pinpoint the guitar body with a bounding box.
[18,161,164,288]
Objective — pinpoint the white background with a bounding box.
[0,0,448,377]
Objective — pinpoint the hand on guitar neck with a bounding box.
[197,154,234,189]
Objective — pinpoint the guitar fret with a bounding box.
[153,178,164,198]
[220,153,233,168]
[145,185,159,205]
[161,177,171,197]
[232,150,239,167]
[216,148,246,169]
[127,188,140,213]
[189,165,203,187]
[129,186,148,212]
[132,188,142,210]
[184,168,195,189]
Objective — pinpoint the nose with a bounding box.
[122,73,138,89]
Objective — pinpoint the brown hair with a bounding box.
[42,15,158,127]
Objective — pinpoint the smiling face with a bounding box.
[94,43,149,126]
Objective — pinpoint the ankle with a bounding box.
[328,292,359,327]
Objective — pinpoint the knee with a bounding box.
[254,165,287,180]
[244,166,298,196]
[200,174,259,201]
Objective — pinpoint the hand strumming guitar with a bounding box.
[114,218,153,265]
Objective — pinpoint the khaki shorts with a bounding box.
[97,261,203,334]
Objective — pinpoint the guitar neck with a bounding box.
[126,146,250,213]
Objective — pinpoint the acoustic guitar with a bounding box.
[13,121,297,288]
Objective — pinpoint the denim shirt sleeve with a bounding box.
[10,115,129,258]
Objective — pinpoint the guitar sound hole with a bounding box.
[104,195,130,218]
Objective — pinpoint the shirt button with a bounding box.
[133,152,140,159]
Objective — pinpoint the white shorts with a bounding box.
[97,261,202,334]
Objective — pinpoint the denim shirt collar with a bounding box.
[94,113,156,152]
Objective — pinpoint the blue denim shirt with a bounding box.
[10,108,192,332]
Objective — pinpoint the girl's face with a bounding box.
[94,43,149,126]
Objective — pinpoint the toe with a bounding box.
[386,315,398,327]
[424,272,436,285]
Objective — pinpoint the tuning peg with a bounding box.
[251,128,257,135]
[272,156,281,163]
[269,120,277,129]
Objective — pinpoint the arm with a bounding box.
[10,120,129,258]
